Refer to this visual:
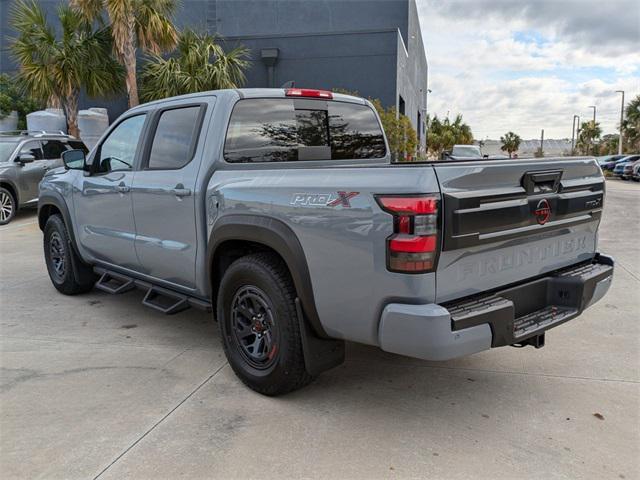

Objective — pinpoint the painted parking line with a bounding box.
[0,220,38,231]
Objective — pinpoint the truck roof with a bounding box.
[136,88,367,110]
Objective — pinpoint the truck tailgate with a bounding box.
[433,157,604,303]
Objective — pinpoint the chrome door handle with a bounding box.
[116,183,130,193]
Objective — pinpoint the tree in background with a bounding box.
[500,131,521,158]
[139,30,250,102]
[426,114,473,158]
[576,120,601,156]
[598,134,619,156]
[71,0,178,107]
[0,74,44,130]
[10,0,123,137]
[370,99,417,161]
[622,94,640,152]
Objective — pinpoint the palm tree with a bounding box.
[139,30,250,102]
[500,131,521,158]
[71,0,178,107]
[450,114,473,145]
[576,120,601,156]
[11,0,123,137]
[426,114,474,158]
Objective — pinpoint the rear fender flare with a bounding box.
[207,214,328,338]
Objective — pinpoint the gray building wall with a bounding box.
[396,0,428,147]
[1,0,427,148]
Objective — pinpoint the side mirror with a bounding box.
[16,153,35,165]
[483,154,489,159]
[62,149,86,171]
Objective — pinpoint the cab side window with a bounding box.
[94,114,146,174]
[18,141,43,160]
[146,106,202,170]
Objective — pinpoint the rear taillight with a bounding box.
[285,88,333,99]
[376,195,440,273]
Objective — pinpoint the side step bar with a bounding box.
[94,267,211,314]
[96,271,136,294]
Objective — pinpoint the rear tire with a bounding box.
[44,214,96,295]
[217,252,313,395]
[0,187,16,225]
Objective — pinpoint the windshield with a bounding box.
[0,142,18,162]
[452,146,481,157]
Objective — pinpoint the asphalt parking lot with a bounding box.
[1,179,638,480]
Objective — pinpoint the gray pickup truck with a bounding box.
[38,88,614,395]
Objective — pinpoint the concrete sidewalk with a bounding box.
[1,180,638,479]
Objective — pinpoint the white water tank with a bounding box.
[78,108,109,149]
[0,111,19,131]
[26,108,67,134]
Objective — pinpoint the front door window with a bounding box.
[94,115,146,174]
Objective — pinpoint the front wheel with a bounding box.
[44,214,96,294]
[217,253,313,395]
[0,187,16,225]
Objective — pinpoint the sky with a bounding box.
[415,0,640,140]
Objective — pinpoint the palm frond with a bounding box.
[134,0,178,54]
[139,29,250,102]
[10,0,124,131]
[69,0,105,23]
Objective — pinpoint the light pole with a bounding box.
[616,90,625,155]
[587,106,597,156]
[571,115,580,154]
[424,88,431,150]
[419,88,431,156]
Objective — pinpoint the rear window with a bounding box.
[224,98,386,163]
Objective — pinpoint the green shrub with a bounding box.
[0,74,44,130]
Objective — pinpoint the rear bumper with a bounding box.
[378,254,614,361]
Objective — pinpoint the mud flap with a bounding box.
[295,298,345,376]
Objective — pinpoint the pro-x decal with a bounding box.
[290,191,359,208]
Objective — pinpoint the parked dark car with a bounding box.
[597,154,625,170]
[612,155,640,178]
[632,161,640,181]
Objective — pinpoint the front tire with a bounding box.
[217,253,313,395]
[44,214,96,295]
[0,187,16,225]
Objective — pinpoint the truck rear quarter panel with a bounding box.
[207,165,440,346]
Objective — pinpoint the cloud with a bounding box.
[417,0,640,139]
[429,0,639,55]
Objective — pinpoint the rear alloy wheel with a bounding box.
[231,285,280,370]
[217,253,313,395]
[0,187,16,225]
